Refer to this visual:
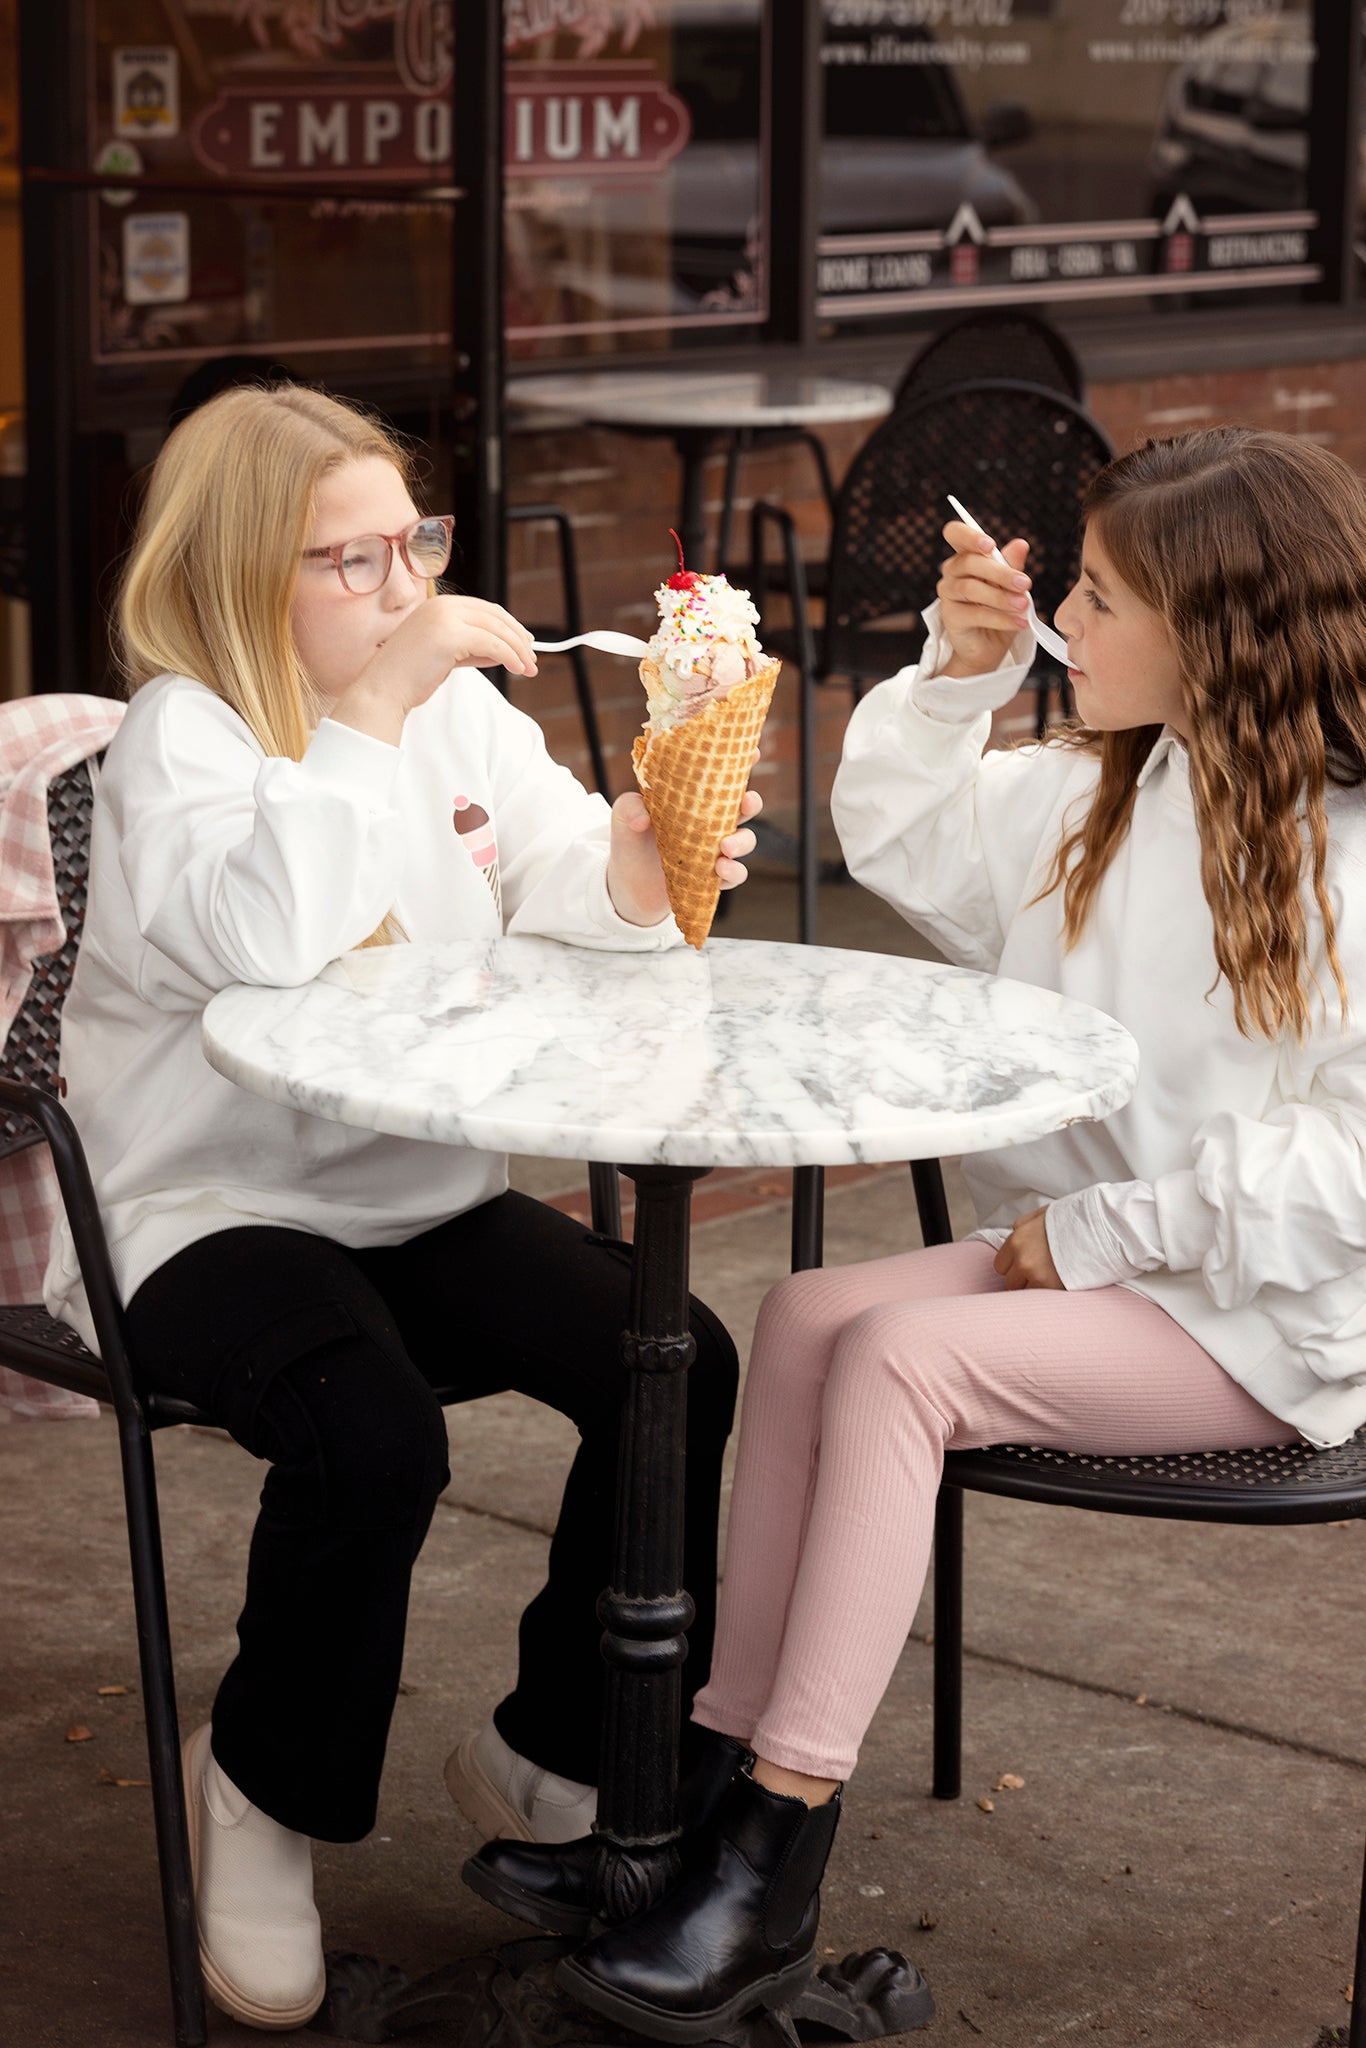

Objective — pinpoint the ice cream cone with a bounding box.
[633,656,780,949]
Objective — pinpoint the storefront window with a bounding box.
[505,1,766,356]
[815,0,1333,325]
[72,0,766,369]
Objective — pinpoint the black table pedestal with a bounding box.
[305,1163,933,2044]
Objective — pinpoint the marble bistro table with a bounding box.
[201,932,1137,2042]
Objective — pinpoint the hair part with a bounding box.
[118,383,415,946]
[1030,427,1366,1041]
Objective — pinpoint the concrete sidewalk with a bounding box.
[2,870,1363,2048]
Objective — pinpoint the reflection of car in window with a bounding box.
[1148,13,1364,220]
[549,2,1037,316]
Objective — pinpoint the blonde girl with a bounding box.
[45,384,759,2030]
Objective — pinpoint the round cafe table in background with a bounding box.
[202,932,1137,2045]
[505,369,893,571]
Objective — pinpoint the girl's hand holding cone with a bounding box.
[607,785,763,930]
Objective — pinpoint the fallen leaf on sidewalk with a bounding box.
[66,1725,92,1743]
[918,1912,938,1931]
[97,1766,151,1788]
[976,1796,994,1813]
[992,1773,1025,1791]
[97,1684,129,1697]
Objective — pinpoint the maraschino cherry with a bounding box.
[666,528,702,591]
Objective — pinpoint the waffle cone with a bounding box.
[632,657,780,948]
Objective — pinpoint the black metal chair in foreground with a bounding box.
[789,1162,1366,2048]
[749,377,1113,943]
[0,757,622,2047]
[506,502,612,796]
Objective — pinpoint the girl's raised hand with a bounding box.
[938,521,1033,678]
[607,787,764,928]
[330,596,539,747]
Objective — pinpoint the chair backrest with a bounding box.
[823,378,1114,641]
[895,310,1084,408]
[0,758,99,1161]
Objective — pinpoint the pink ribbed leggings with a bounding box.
[690,1240,1293,1781]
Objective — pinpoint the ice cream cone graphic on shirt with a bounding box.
[453,795,501,919]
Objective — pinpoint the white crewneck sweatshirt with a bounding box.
[44,666,680,1353]
[831,605,1366,1449]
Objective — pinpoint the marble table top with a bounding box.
[506,370,893,433]
[202,936,1137,1172]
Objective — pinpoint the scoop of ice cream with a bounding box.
[643,574,766,729]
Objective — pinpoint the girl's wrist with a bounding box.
[327,680,407,749]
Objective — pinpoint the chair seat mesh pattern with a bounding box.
[0,759,97,1160]
[947,1427,1366,1520]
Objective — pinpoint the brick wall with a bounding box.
[506,354,1366,818]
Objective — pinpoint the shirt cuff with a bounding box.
[1044,1182,1166,1291]
[585,858,682,948]
[911,600,1036,725]
[304,716,403,807]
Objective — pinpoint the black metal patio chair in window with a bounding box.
[894,307,1085,409]
[749,378,1113,943]
[0,756,621,2048]
[788,1163,1366,2048]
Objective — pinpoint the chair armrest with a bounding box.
[0,1077,140,1412]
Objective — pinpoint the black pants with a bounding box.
[127,1192,738,1842]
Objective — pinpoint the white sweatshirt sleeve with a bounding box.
[830,604,1081,973]
[1045,980,1366,1307]
[117,687,406,993]
[481,682,681,950]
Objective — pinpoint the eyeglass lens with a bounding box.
[342,519,452,593]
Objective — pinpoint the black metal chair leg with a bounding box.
[588,1161,623,1239]
[1349,1826,1366,2048]
[116,1418,207,2047]
[790,1166,824,1274]
[932,1485,964,1801]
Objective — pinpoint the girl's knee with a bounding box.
[271,1347,450,1530]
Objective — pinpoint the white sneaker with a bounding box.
[445,1719,597,1844]
[182,1722,327,2030]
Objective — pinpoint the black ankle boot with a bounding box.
[460,1730,751,1938]
[555,1764,842,2042]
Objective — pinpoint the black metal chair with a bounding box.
[0,756,622,2047]
[894,307,1085,409]
[507,503,611,796]
[749,378,1114,943]
[719,310,1080,604]
[789,1161,1366,2048]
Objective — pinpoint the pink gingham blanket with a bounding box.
[0,695,125,1419]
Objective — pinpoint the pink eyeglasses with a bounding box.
[302,515,454,595]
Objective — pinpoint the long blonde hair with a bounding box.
[118,383,415,947]
[1032,427,1366,1041]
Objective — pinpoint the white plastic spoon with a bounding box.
[531,629,649,657]
[946,495,1070,666]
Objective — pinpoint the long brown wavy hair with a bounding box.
[1032,427,1366,1040]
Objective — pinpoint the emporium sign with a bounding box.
[190,65,689,181]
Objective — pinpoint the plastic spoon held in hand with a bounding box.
[946,495,1070,666]
[530,629,649,657]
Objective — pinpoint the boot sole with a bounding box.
[555,1950,815,2043]
[444,1734,535,1844]
[460,1851,595,1938]
[181,1724,327,2032]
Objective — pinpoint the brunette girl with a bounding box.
[477,426,1366,2038]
